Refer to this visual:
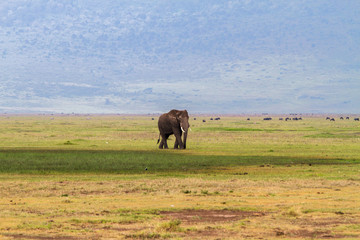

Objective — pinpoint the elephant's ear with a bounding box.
[176,111,183,120]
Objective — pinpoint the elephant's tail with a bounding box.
[157,133,160,144]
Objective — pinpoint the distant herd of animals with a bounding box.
[326,116,359,121]
[152,115,359,123]
[263,116,360,121]
[155,109,359,150]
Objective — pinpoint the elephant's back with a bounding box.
[158,113,167,122]
[158,113,167,127]
[158,113,173,133]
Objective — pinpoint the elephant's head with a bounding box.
[176,110,190,149]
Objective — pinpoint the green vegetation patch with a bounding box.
[0,150,358,174]
[305,132,360,139]
[199,127,264,132]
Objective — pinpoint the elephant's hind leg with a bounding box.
[159,138,164,149]
[159,134,169,149]
[163,134,169,149]
[159,135,165,149]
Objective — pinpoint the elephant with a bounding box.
[157,109,190,149]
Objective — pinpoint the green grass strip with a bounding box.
[0,150,358,174]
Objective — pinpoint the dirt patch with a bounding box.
[184,226,233,238]
[276,229,359,239]
[160,209,265,223]
[292,215,360,227]
[3,234,78,240]
[277,229,330,238]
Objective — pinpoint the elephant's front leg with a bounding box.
[173,132,184,149]
[174,132,183,149]
[174,138,179,149]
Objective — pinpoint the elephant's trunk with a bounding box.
[180,119,189,149]
[183,131,187,149]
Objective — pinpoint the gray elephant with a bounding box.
[157,109,190,149]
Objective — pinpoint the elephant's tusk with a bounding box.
[181,126,185,133]
[189,128,192,132]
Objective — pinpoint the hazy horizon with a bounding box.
[1,1,359,114]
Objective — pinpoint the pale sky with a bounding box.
[1,0,359,114]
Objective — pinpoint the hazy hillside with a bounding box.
[1,0,359,113]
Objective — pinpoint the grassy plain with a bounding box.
[0,114,359,239]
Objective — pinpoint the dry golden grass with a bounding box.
[1,169,360,239]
